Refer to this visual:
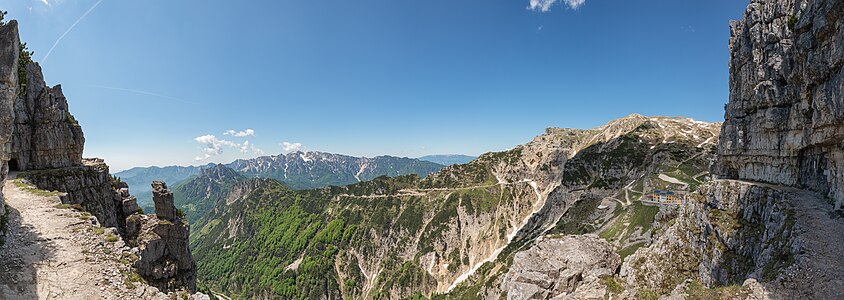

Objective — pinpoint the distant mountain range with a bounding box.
[417,154,476,165]
[114,151,447,210]
[114,165,210,212]
[228,151,444,189]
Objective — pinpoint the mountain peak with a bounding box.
[199,164,243,182]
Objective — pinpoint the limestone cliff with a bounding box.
[714,0,844,210]
[10,59,84,171]
[614,1,844,297]
[0,20,19,245]
[619,181,797,295]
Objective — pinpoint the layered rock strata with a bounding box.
[21,158,139,232]
[714,0,844,210]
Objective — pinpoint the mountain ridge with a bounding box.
[115,151,446,211]
[183,114,721,299]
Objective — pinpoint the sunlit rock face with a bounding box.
[10,60,84,171]
[713,0,844,210]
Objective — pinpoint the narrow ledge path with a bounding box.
[0,174,165,300]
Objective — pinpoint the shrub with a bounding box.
[106,233,119,243]
[787,15,798,30]
[18,43,33,96]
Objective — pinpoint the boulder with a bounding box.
[502,235,620,299]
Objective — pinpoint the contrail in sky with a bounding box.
[89,85,197,105]
[42,0,105,63]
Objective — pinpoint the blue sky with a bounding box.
[3,0,748,171]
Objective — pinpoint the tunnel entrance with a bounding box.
[8,159,19,172]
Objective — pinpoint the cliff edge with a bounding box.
[714,0,844,211]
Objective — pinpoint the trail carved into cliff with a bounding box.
[0,175,165,300]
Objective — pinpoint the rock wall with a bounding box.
[714,0,844,210]
[619,180,798,295]
[0,20,20,244]
[21,158,139,232]
[11,61,84,171]
[131,181,197,293]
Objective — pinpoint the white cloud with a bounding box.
[528,0,585,12]
[40,0,50,5]
[564,0,586,9]
[281,142,303,153]
[238,140,264,155]
[224,129,255,137]
[193,134,263,160]
[529,0,556,12]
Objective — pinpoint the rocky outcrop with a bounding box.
[10,61,84,171]
[502,235,620,300]
[620,181,797,294]
[133,181,197,293]
[21,158,139,233]
[713,0,844,210]
[0,20,20,245]
[152,181,177,221]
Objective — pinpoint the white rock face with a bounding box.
[714,0,844,210]
[502,235,619,300]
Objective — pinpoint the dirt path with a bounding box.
[773,188,844,299]
[0,177,165,300]
[725,180,844,299]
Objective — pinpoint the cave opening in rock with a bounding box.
[8,159,19,172]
